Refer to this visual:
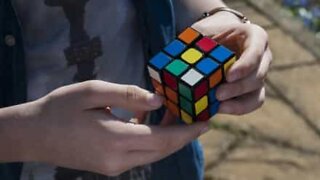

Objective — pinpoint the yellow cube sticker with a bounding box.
[181,48,203,64]
[195,96,208,115]
[224,56,236,76]
[181,110,193,124]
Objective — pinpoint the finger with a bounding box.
[122,122,210,168]
[216,71,263,101]
[218,87,265,115]
[211,27,237,42]
[160,110,176,126]
[226,26,268,82]
[124,122,209,151]
[88,108,128,124]
[75,81,163,111]
[259,47,273,77]
[216,48,271,101]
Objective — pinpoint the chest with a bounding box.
[11,0,136,46]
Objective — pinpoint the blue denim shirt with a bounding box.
[0,0,204,179]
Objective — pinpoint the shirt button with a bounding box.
[4,35,16,47]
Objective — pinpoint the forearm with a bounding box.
[174,0,240,31]
[175,0,227,18]
[0,102,40,162]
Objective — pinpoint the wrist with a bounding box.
[0,100,44,162]
[200,7,250,24]
[192,9,243,36]
[208,10,243,24]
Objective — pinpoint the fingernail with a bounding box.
[147,93,163,107]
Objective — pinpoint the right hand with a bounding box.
[15,80,209,176]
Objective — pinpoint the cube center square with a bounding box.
[181,48,203,64]
[147,27,236,124]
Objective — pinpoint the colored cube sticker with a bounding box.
[147,27,236,124]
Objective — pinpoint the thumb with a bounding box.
[76,81,163,111]
[126,121,210,151]
[113,121,210,171]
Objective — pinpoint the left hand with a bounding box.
[191,11,272,115]
[142,11,272,125]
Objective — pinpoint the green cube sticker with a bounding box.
[179,83,192,101]
[180,96,193,115]
[165,59,189,76]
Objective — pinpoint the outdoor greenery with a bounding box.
[282,0,320,33]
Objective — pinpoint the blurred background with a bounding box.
[201,0,320,179]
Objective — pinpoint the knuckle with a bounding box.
[44,86,73,107]
[81,80,101,97]
[269,55,273,65]
[45,89,60,103]
[47,85,71,100]
[263,29,269,41]
[253,24,268,37]
[84,80,101,87]
[241,23,251,30]
[250,24,269,48]
[126,85,140,102]
[259,27,268,41]
[256,72,267,82]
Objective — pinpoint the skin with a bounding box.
[193,15,272,115]
[0,0,272,176]
[0,81,209,176]
[159,0,272,125]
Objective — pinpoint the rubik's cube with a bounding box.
[147,27,236,124]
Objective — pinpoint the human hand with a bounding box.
[191,11,272,115]
[0,80,209,176]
